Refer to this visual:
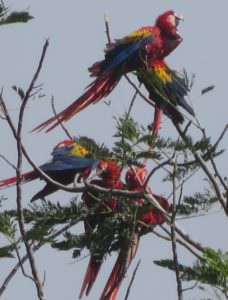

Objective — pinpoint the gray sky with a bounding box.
[0,1,227,299]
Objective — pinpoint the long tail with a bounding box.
[100,232,140,300]
[0,171,36,189]
[79,256,103,298]
[33,71,121,133]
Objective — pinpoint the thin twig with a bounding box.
[212,123,228,152]
[126,84,141,118]
[0,154,17,170]
[174,123,227,215]
[143,157,172,188]
[124,74,155,108]
[51,96,73,139]
[170,160,183,300]
[14,40,49,300]
[104,14,111,44]
[0,216,82,297]
[200,124,228,196]
[154,227,202,259]
[182,282,198,292]
[14,246,34,281]
[144,191,205,253]
[124,259,141,300]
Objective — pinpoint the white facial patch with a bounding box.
[167,15,176,27]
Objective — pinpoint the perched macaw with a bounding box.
[136,61,195,135]
[99,166,169,300]
[79,160,123,299]
[33,10,184,132]
[0,139,98,202]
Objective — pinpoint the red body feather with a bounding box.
[79,160,123,298]
[99,167,169,300]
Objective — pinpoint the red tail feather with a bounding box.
[100,233,140,300]
[0,171,36,189]
[79,256,102,298]
[33,72,121,133]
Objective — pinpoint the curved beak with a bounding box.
[174,13,184,26]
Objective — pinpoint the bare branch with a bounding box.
[170,160,183,300]
[0,153,17,170]
[14,40,49,300]
[124,259,141,300]
[124,74,155,108]
[0,216,82,297]
[154,227,202,259]
[104,14,111,43]
[143,157,172,187]
[212,123,228,152]
[174,123,227,215]
[14,246,34,281]
[126,84,141,118]
[51,96,73,140]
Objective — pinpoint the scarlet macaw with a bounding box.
[33,10,184,132]
[0,139,98,202]
[99,166,169,300]
[79,160,123,298]
[136,61,195,135]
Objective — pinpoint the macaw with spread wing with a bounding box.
[33,10,185,132]
[0,139,98,202]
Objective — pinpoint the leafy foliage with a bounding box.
[12,85,25,100]
[74,136,112,160]
[0,2,33,26]
[0,212,17,258]
[176,191,217,216]
[154,248,228,296]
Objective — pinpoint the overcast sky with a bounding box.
[0,1,227,299]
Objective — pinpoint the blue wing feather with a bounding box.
[101,36,153,76]
[40,157,98,172]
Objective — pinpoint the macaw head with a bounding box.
[125,166,148,188]
[54,139,74,149]
[155,10,184,40]
[97,160,121,182]
[54,139,90,158]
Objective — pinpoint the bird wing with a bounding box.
[99,27,155,75]
[137,62,194,122]
[40,142,98,172]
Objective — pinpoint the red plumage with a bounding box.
[99,166,169,300]
[79,160,123,298]
[35,73,121,132]
[0,171,37,188]
[33,10,183,132]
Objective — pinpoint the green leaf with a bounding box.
[0,244,15,258]
[0,11,33,25]
[0,213,16,239]
[12,85,25,100]
[201,85,215,95]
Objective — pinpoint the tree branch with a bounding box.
[51,96,73,140]
[14,39,49,300]
[124,259,141,300]
[0,216,82,297]
[170,160,183,300]
[174,123,227,215]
